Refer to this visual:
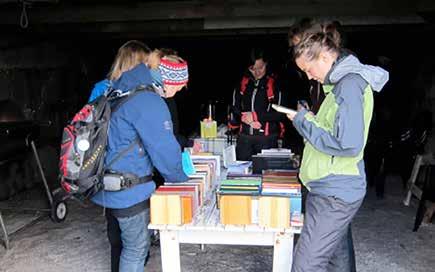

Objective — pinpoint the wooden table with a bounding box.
[149,197,302,272]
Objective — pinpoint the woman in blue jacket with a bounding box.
[91,40,188,272]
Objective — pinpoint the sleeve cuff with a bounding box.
[293,109,308,128]
[252,111,258,122]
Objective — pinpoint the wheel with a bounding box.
[50,200,68,223]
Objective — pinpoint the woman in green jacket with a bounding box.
[286,23,389,272]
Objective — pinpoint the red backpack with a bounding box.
[59,87,146,200]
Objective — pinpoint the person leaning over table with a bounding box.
[285,23,389,272]
[90,40,189,272]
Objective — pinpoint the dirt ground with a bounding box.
[1,175,434,272]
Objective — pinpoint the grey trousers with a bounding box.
[292,193,363,272]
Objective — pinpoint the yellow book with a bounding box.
[220,195,252,225]
[200,121,217,138]
[258,196,290,228]
[150,194,183,225]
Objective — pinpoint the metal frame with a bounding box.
[0,139,59,250]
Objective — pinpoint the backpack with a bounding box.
[59,86,148,200]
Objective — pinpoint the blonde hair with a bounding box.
[162,54,185,63]
[108,40,151,81]
[293,22,341,62]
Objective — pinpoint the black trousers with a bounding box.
[106,211,122,272]
[236,134,278,161]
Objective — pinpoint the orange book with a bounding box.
[220,195,252,225]
[182,195,193,224]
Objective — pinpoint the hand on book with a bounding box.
[286,111,298,121]
[250,121,262,129]
[241,112,254,124]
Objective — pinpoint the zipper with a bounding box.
[250,80,259,135]
[331,121,340,168]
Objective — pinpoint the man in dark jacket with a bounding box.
[229,48,286,160]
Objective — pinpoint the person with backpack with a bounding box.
[89,40,189,272]
[228,48,287,161]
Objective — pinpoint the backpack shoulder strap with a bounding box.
[240,76,250,95]
[106,137,140,170]
[266,76,275,101]
[110,85,155,113]
[105,85,155,170]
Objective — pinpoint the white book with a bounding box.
[271,104,297,115]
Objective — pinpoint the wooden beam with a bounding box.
[0,1,421,26]
[0,0,58,3]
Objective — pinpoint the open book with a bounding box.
[271,104,297,115]
[223,145,252,174]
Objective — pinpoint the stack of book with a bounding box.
[150,154,219,225]
[260,169,302,227]
[258,196,290,228]
[218,177,261,195]
[151,184,199,225]
[261,169,300,196]
[218,174,262,225]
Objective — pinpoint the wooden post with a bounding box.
[404,155,423,206]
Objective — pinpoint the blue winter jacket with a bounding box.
[92,64,188,209]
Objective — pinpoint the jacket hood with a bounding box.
[112,63,153,92]
[327,54,389,92]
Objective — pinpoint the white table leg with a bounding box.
[159,230,181,272]
[273,232,294,272]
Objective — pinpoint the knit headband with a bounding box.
[158,58,189,86]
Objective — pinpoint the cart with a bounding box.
[0,121,68,250]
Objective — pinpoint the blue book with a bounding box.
[182,151,196,176]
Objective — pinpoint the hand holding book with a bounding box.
[271,104,298,121]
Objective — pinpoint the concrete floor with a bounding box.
[1,175,434,272]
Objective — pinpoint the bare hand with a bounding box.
[241,112,254,124]
[287,110,314,121]
[286,111,298,121]
[250,121,262,129]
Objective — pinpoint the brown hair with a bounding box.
[108,40,151,81]
[288,18,318,47]
[293,22,342,61]
[147,48,185,69]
